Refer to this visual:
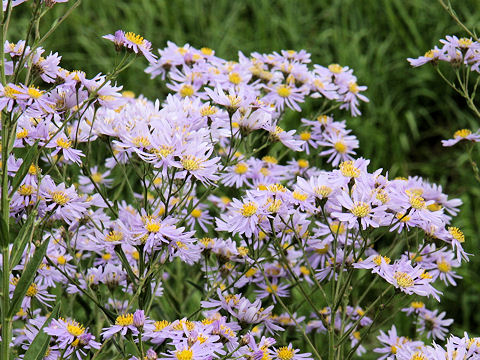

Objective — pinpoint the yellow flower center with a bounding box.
[262,155,278,164]
[328,64,343,74]
[228,72,242,84]
[340,161,360,177]
[395,212,411,222]
[266,284,278,293]
[424,50,435,58]
[277,84,291,97]
[240,201,258,217]
[330,221,345,235]
[133,136,150,147]
[427,202,442,211]
[394,272,414,288]
[25,283,38,297]
[411,301,424,309]
[409,194,425,209]
[448,226,464,243]
[102,253,112,261]
[234,162,248,174]
[115,313,134,326]
[201,47,213,56]
[145,221,161,233]
[245,268,258,277]
[122,90,135,98]
[51,191,69,205]
[125,32,145,45]
[191,208,202,218]
[28,86,44,99]
[315,185,332,198]
[373,255,391,265]
[292,190,308,201]
[28,164,39,175]
[91,172,103,183]
[67,320,85,337]
[179,84,194,97]
[334,141,347,154]
[154,320,170,331]
[57,255,67,265]
[105,230,123,242]
[348,82,359,93]
[16,128,29,139]
[454,129,472,138]
[56,138,71,149]
[181,156,202,171]
[459,38,473,47]
[200,105,217,116]
[437,258,451,273]
[176,349,193,360]
[18,185,34,196]
[351,202,370,218]
[4,85,21,99]
[411,352,427,360]
[300,131,311,141]
[276,347,294,360]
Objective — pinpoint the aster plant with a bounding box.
[0,1,478,360]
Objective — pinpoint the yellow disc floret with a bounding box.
[241,202,258,217]
[115,313,134,326]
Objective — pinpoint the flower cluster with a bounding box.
[0,5,473,357]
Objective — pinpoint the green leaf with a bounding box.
[0,216,9,248]
[9,237,50,317]
[10,209,38,271]
[114,245,138,283]
[23,303,60,360]
[9,142,39,197]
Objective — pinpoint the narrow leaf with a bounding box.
[114,245,138,283]
[23,303,60,360]
[0,216,9,248]
[9,237,50,317]
[10,209,38,271]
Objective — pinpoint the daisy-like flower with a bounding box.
[0,83,23,112]
[381,259,441,301]
[441,128,480,146]
[44,318,100,351]
[269,343,313,360]
[331,187,385,230]
[427,250,461,286]
[101,313,139,339]
[216,194,266,237]
[177,144,220,185]
[264,83,305,112]
[353,254,391,275]
[318,131,358,167]
[40,176,88,223]
[407,46,445,67]
[265,123,304,151]
[45,134,85,165]
[255,279,290,304]
[417,309,453,340]
[103,30,156,62]
[374,325,423,360]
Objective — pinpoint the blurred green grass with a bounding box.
[10,0,480,338]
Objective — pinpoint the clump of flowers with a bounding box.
[0,1,475,360]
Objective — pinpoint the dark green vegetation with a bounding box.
[12,0,480,341]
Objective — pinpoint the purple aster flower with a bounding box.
[103,30,156,62]
[381,259,441,301]
[441,128,480,146]
[101,313,139,339]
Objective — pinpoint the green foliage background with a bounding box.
[11,0,480,342]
